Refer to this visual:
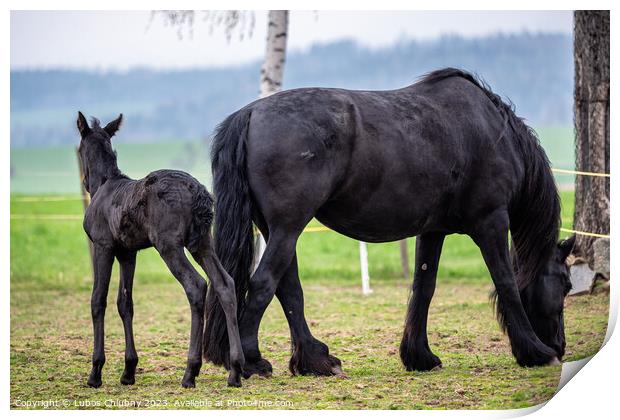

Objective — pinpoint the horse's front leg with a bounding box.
[87,244,114,388]
[473,210,558,367]
[400,232,445,371]
[117,250,138,385]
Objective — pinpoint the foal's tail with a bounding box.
[203,107,255,367]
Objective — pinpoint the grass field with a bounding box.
[9,191,609,410]
[10,126,575,195]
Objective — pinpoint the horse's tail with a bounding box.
[422,68,561,328]
[203,107,254,367]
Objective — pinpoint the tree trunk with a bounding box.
[259,10,289,98]
[255,11,289,267]
[573,10,610,265]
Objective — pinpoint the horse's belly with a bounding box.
[315,201,432,243]
[314,169,460,242]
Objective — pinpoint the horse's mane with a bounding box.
[420,68,561,328]
[90,117,102,129]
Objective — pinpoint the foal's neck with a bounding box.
[83,142,126,196]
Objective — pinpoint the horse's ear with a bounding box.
[104,113,123,138]
[77,111,90,137]
[558,235,576,261]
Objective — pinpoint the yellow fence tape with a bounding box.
[559,227,610,239]
[551,168,610,178]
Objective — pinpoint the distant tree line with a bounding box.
[11,32,573,148]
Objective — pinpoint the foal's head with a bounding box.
[520,235,575,360]
[76,112,123,195]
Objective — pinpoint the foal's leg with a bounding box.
[87,244,114,388]
[116,250,138,385]
[191,236,245,387]
[239,229,300,379]
[276,254,343,376]
[157,244,207,388]
[400,233,445,371]
[473,210,558,367]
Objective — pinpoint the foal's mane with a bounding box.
[84,117,126,181]
[420,68,561,292]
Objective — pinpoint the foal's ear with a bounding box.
[104,114,123,138]
[558,235,576,261]
[77,111,90,138]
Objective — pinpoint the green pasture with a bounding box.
[9,191,609,409]
[10,126,575,195]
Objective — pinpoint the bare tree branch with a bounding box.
[150,10,255,42]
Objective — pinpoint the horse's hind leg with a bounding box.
[472,210,558,367]
[400,233,445,371]
[191,235,245,387]
[87,244,114,388]
[157,244,207,388]
[117,250,138,385]
[239,228,301,379]
[277,254,343,376]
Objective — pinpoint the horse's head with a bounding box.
[520,235,575,360]
[76,112,123,195]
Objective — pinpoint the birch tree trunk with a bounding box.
[255,10,289,266]
[260,10,289,98]
[573,11,610,265]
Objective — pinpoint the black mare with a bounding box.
[77,113,244,388]
[203,68,575,378]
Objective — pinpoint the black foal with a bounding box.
[77,112,244,388]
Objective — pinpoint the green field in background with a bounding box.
[9,191,609,409]
[10,126,575,194]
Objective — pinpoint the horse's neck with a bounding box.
[84,157,123,196]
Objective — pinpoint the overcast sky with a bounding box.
[11,10,573,71]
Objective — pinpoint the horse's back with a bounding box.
[243,77,523,241]
[140,170,213,249]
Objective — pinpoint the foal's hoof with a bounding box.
[120,374,135,385]
[87,375,102,388]
[547,357,562,367]
[242,358,273,379]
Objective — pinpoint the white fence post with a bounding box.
[359,241,372,295]
[253,234,266,273]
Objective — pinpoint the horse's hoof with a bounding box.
[120,375,135,385]
[402,351,442,372]
[430,364,443,372]
[331,364,348,378]
[242,358,273,379]
[290,346,343,377]
[547,357,562,367]
[227,377,242,387]
[181,379,196,388]
[87,376,102,388]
